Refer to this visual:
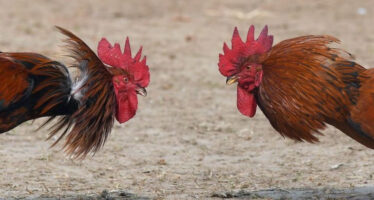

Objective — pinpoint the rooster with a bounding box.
[0,27,150,158]
[218,25,374,149]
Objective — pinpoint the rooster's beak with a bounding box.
[226,75,238,85]
[136,87,147,96]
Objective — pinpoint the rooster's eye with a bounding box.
[123,77,129,82]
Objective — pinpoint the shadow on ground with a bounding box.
[6,186,374,199]
[7,190,150,200]
[212,186,374,200]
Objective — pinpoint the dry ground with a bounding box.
[1,0,374,199]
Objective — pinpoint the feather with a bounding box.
[45,27,116,158]
[0,52,73,132]
[258,35,372,145]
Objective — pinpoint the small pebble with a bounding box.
[330,163,344,170]
[357,7,367,15]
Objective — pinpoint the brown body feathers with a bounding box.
[0,27,116,158]
[258,35,374,148]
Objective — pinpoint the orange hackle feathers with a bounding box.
[259,35,363,142]
[45,27,116,158]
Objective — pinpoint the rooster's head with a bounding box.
[218,25,273,117]
[98,38,150,123]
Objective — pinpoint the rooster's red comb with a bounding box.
[98,37,150,87]
[218,25,273,77]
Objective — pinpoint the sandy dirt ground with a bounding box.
[1,0,374,199]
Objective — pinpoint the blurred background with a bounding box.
[1,0,374,199]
